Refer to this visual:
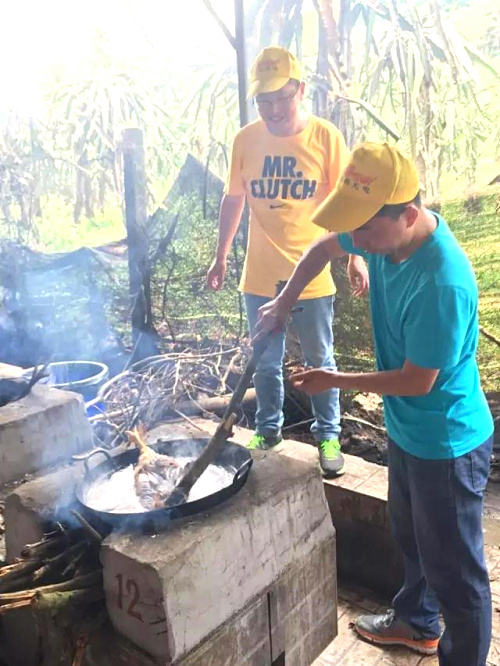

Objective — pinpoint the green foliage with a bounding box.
[442,191,500,391]
[149,194,245,341]
[35,197,125,252]
[329,191,500,391]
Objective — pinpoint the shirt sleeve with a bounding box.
[225,133,246,196]
[403,284,474,369]
[328,129,349,191]
[337,233,369,259]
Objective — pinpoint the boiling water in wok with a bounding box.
[84,457,234,514]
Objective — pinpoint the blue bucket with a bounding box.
[45,361,109,403]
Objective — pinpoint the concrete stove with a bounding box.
[101,427,337,665]
[2,421,337,666]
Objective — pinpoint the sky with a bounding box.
[0,0,237,112]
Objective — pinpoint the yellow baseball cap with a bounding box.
[312,142,420,233]
[247,46,301,98]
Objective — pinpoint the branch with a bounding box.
[480,326,500,347]
[202,0,236,48]
[335,94,400,140]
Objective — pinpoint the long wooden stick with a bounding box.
[0,571,102,604]
[164,335,272,507]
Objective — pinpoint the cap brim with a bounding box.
[247,76,291,99]
[312,189,384,233]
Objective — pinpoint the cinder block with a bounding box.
[3,465,83,562]
[302,609,337,665]
[242,639,271,666]
[237,596,269,657]
[101,448,335,662]
[179,622,240,666]
[323,462,403,596]
[0,384,92,485]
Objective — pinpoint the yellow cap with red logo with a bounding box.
[312,142,420,233]
[247,46,301,98]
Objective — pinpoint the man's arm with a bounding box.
[290,359,439,397]
[253,233,346,339]
[206,194,245,290]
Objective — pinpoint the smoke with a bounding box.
[0,239,125,369]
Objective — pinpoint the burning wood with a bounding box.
[126,425,184,510]
[0,523,103,616]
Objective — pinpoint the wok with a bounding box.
[73,437,252,530]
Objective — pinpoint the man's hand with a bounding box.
[206,258,227,291]
[347,255,369,297]
[289,369,337,395]
[252,297,290,343]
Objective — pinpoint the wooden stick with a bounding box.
[342,414,386,432]
[0,571,102,604]
[0,574,35,594]
[70,511,103,544]
[32,587,104,611]
[0,599,32,615]
[0,559,40,580]
[33,541,87,582]
[21,534,67,559]
[164,336,272,506]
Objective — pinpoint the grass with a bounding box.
[34,196,125,253]
[442,190,500,392]
[334,189,500,393]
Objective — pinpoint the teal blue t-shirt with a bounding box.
[338,214,493,459]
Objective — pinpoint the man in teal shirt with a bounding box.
[254,143,494,665]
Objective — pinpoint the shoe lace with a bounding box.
[382,609,396,628]
[319,438,341,458]
[248,434,266,448]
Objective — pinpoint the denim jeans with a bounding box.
[389,436,493,666]
[244,293,340,441]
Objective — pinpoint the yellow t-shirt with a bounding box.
[226,116,348,299]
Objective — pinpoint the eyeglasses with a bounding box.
[255,84,300,111]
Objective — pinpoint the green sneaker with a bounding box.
[318,438,345,477]
[246,434,283,450]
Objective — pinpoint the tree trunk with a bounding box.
[122,128,159,362]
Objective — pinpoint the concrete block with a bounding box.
[323,463,403,597]
[0,384,92,485]
[237,596,269,657]
[101,448,335,662]
[179,622,240,666]
[3,464,83,562]
[302,609,337,665]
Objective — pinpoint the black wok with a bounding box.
[74,437,252,530]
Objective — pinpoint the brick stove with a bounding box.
[0,390,338,666]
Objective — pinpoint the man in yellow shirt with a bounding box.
[207,46,367,476]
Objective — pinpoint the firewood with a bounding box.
[0,571,102,604]
[0,559,40,581]
[21,533,68,559]
[0,574,35,594]
[61,545,88,579]
[0,598,32,615]
[70,511,104,544]
[32,587,104,611]
[32,541,87,582]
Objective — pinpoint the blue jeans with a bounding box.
[244,293,340,441]
[389,436,493,666]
